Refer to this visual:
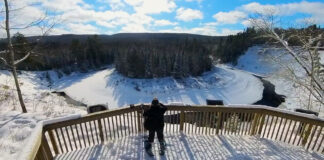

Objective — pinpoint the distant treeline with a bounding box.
[0,29,261,78]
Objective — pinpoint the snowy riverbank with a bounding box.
[51,65,264,108]
[235,46,324,115]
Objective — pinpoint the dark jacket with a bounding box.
[143,103,167,130]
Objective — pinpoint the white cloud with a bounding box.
[159,23,242,36]
[154,19,177,26]
[213,11,246,24]
[6,0,324,37]
[121,23,150,33]
[61,8,131,24]
[66,23,99,34]
[123,0,143,6]
[176,8,203,22]
[242,2,278,15]
[241,20,251,27]
[97,13,153,32]
[210,1,324,26]
[42,0,91,12]
[50,28,71,35]
[241,2,324,24]
[279,1,324,24]
[124,0,176,14]
[96,21,115,28]
[104,0,125,10]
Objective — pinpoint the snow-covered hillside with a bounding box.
[0,70,86,160]
[235,46,323,115]
[52,65,264,108]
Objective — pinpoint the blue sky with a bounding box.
[1,0,324,37]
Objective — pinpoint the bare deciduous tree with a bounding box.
[0,0,56,113]
[249,11,324,111]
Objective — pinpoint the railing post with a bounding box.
[97,119,104,143]
[302,124,313,146]
[257,114,265,135]
[137,109,143,133]
[180,110,185,131]
[48,130,59,155]
[216,112,222,134]
[41,134,53,160]
[250,113,260,136]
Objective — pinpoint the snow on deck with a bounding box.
[55,133,323,160]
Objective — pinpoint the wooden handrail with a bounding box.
[33,105,324,160]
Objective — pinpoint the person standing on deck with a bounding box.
[143,97,167,153]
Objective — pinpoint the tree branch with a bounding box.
[14,51,31,65]
[0,57,10,68]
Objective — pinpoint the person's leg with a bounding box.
[145,130,155,150]
[157,128,164,143]
[157,127,166,153]
[148,129,155,143]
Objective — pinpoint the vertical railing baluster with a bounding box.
[284,119,292,143]
[73,124,82,149]
[48,130,59,155]
[89,121,96,144]
[180,110,185,132]
[126,112,131,135]
[242,113,247,135]
[312,126,322,151]
[317,133,324,152]
[42,134,53,160]
[266,116,274,138]
[216,112,221,135]
[275,117,284,140]
[208,112,213,135]
[279,118,288,141]
[98,119,104,143]
[297,123,307,145]
[59,128,68,152]
[78,123,86,147]
[137,109,142,133]
[306,125,318,150]
[66,127,73,151]
[288,121,297,144]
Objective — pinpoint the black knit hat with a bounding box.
[151,97,159,106]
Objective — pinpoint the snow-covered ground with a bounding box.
[235,46,323,116]
[52,65,263,108]
[0,45,322,159]
[320,51,324,64]
[0,70,86,160]
[0,64,265,159]
[55,133,324,160]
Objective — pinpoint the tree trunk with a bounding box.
[11,66,27,113]
[4,0,27,113]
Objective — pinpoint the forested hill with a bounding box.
[0,30,256,78]
[28,33,222,43]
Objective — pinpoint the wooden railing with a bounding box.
[33,105,324,160]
